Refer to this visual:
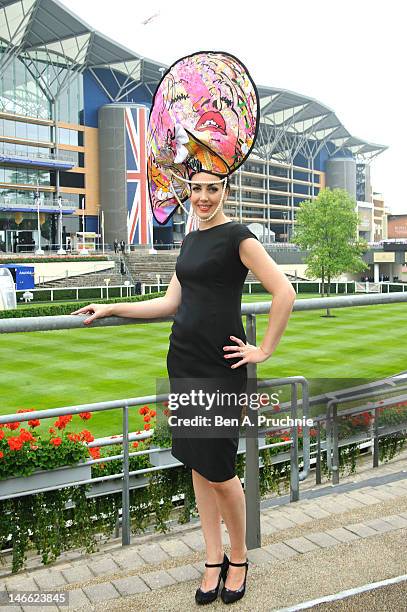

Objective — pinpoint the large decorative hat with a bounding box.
[147,50,259,225]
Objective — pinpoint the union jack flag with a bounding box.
[125,107,154,245]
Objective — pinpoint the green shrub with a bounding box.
[0,292,165,319]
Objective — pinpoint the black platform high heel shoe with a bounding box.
[195,553,230,605]
[220,559,249,604]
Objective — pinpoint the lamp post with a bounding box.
[81,196,89,255]
[35,187,44,255]
[57,195,65,254]
[283,211,287,244]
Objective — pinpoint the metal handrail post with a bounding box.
[316,420,322,484]
[122,403,131,545]
[298,378,310,481]
[244,313,261,550]
[373,406,379,468]
[290,383,299,502]
[332,403,340,485]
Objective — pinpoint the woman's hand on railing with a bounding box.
[223,335,272,369]
[70,303,114,325]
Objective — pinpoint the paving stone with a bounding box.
[260,518,279,535]
[326,527,360,543]
[4,576,38,591]
[381,484,407,497]
[305,531,341,549]
[140,570,176,590]
[159,539,193,558]
[246,547,275,565]
[282,509,314,525]
[89,557,120,576]
[167,564,201,583]
[61,565,94,584]
[181,531,206,552]
[299,504,331,519]
[136,543,170,565]
[398,511,407,520]
[65,588,91,609]
[83,582,120,603]
[0,606,23,612]
[315,499,350,514]
[263,542,299,561]
[111,575,150,595]
[22,606,59,612]
[344,523,378,538]
[332,495,364,510]
[32,570,67,590]
[266,512,296,530]
[283,536,319,554]
[363,487,396,501]
[364,518,397,533]
[343,491,378,506]
[111,548,145,571]
[356,490,389,504]
[381,514,407,529]
[191,561,205,575]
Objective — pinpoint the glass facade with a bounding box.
[0,166,50,186]
[57,127,79,146]
[0,118,52,141]
[0,141,52,158]
[0,45,51,119]
[0,44,84,122]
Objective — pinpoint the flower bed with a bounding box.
[1,400,405,574]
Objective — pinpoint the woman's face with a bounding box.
[190,172,229,219]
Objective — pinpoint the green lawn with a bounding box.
[1,293,406,437]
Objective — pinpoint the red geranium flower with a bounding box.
[19,428,35,443]
[5,422,20,431]
[139,406,149,415]
[49,427,56,434]
[0,430,4,441]
[79,430,94,443]
[67,433,81,443]
[163,408,170,417]
[79,412,92,421]
[150,410,156,417]
[7,436,23,451]
[144,423,151,430]
[0,451,4,458]
[89,446,101,459]
[54,415,73,430]
[143,415,151,422]
[50,437,62,446]
[132,441,139,448]
[28,419,41,428]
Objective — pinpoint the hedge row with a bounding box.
[0,256,109,264]
[0,292,165,319]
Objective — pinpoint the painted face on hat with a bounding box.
[147,51,259,224]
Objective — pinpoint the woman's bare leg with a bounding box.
[192,469,224,590]
[211,475,247,590]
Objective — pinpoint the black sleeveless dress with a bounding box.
[166,221,258,482]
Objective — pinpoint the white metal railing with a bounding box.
[0,147,76,163]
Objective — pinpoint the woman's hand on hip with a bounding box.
[70,303,113,325]
[223,335,272,369]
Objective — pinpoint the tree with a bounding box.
[292,188,368,316]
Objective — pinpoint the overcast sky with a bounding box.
[65,0,405,215]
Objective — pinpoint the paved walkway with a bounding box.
[1,451,406,611]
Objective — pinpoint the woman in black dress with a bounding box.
[73,52,296,605]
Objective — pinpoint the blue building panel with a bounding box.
[0,265,35,290]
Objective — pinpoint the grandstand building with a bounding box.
[0,0,387,254]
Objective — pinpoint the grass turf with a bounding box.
[1,293,405,437]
